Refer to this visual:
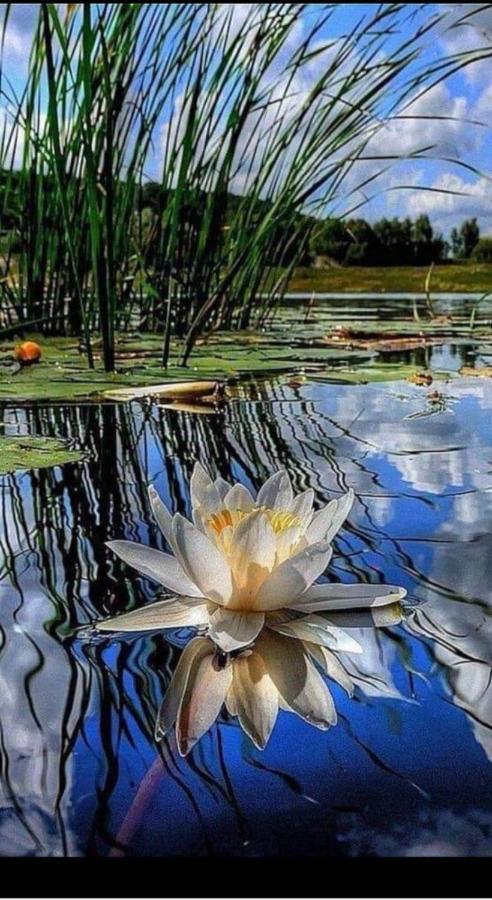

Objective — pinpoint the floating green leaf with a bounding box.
[0,437,83,475]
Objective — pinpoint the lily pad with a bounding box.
[311,364,450,385]
[0,304,489,403]
[0,436,83,475]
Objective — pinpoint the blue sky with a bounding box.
[1,3,491,237]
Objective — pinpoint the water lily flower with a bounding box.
[155,629,346,755]
[98,463,406,652]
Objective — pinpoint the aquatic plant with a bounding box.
[3,374,491,850]
[0,5,488,369]
[153,595,406,754]
[98,460,405,756]
[98,463,405,653]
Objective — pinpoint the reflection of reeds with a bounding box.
[0,382,488,854]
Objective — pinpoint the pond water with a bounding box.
[2,339,492,858]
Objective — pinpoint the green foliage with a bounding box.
[451,218,480,259]
[0,5,488,370]
[471,237,492,263]
[309,214,447,266]
[0,436,82,474]
[1,292,489,402]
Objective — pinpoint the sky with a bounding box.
[1,3,492,238]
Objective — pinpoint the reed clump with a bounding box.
[0,4,488,370]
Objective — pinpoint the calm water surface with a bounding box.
[2,340,492,857]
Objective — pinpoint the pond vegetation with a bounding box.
[0,4,487,370]
[1,293,492,405]
[2,339,492,855]
[1,3,492,862]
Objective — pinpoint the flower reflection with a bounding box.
[156,630,340,755]
[98,463,405,652]
[154,605,404,755]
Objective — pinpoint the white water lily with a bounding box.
[98,463,406,652]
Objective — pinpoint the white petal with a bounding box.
[306,489,354,545]
[172,514,233,606]
[274,522,303,564]
[256,630,336,728]
[97,596,209,633]
[209,607,265,652]
[224,483,255,512]
[290,582,407,613]
[176,651,233,755]
[289,488,314,523]
[231,652,278,749]
[257,470,293,510]
[106,540,203,597]
[326,489,354,543]
[306,500,336,544]
[318,604,403,629]
[155,637,211,739]
[215,476,232,501]
[269,614,362,654]
[190,461,222,514]
[148,485,173,545]
[192,506,207,534]
[230,510,276,586]
[225,688,238,717]
[304,642,355,696]
[255,541,332,611]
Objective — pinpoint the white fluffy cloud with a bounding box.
[0,3,38,70]
[400,171,492,232]
[348,73,492,232]
[440,4,492,84]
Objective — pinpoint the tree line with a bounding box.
[309,215,484,267]
[1,170,489,274]
[136,186,489,268]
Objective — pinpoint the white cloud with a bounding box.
[344,75,492,230]
[394,171,492,233]
[343,808,492,857]
[440,4,492,84]
[0,3,38,71]
[2,2,492,233]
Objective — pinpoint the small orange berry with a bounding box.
[14,341,42,364]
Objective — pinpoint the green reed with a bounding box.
[0,4,489,370]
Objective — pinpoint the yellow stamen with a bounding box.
[208,506,300,537]
[268,509,299,533]
[208,509,236,534]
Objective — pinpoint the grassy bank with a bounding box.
[287,263,492,294]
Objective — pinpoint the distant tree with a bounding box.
[450,226,461,258]
[461,217,480,258]
[413,213,433,243]
[372,217,414,265]
[412,214,447,265]
[310,218,349,262]
[343,218,377,264]
[472,237,492,263]
[138,181,164,212]
[450,218,480,259]
[309,213,449,267]
[344,242,371,265]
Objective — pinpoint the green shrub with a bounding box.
[472,238,492,263]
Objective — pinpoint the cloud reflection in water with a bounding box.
[2,363,492,855]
